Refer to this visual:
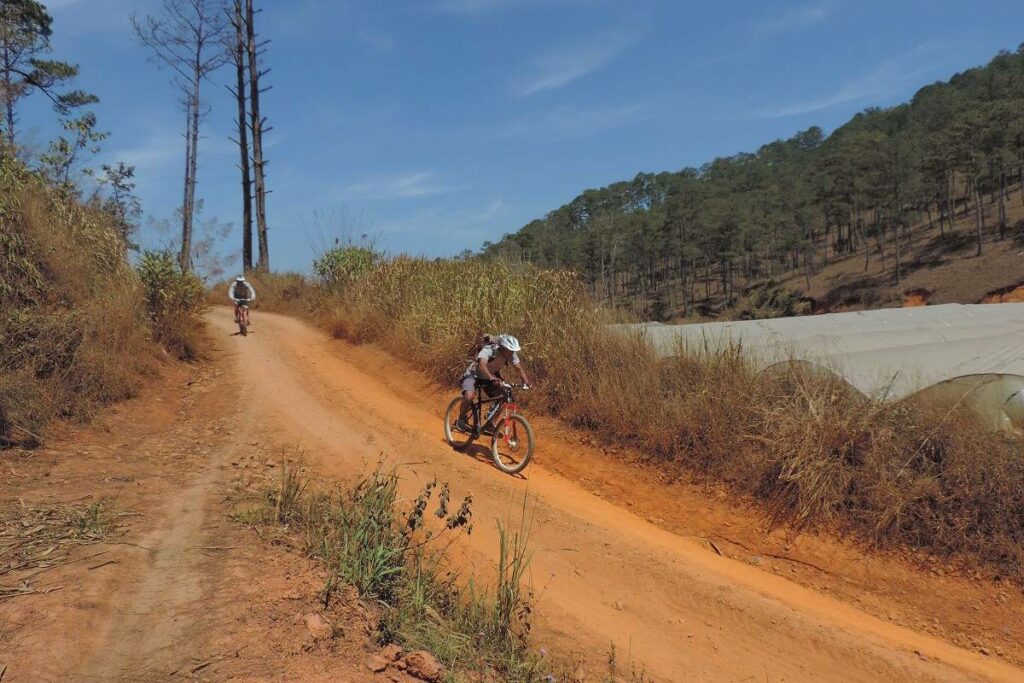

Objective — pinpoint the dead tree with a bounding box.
[227,0,252,271]
[133,1,229,272]
[246,0,271,270]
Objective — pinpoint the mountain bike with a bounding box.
[234,300,251,336]
[444,380,535,475]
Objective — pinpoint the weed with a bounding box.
[244,463,543,681]
[72,500,113,537]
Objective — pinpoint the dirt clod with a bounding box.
[402,651,444,682]
[302,613,333,641]
[381,644,403,661]
[368,656,390,673]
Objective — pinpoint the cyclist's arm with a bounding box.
[514,363,530,386]
[228,286,237,303]
[245,282,256,301]
[478,360,496,382]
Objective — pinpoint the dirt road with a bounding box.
[3,307,1021,681]
[204,308,1024,682]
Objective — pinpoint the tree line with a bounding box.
[483,46,1024,318]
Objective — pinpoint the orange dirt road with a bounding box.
[209,308,1024,683]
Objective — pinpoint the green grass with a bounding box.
[242,462,545,681]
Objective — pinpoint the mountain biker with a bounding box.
[228,275,256,323]
[455,333,531,433]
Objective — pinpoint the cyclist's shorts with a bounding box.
[460,375,501,396]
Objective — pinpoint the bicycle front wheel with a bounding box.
[491,414,534,474]
[444,396,477,449]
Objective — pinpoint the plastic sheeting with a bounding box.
[614,304,1024,431]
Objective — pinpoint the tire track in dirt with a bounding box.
[81,436,229,680]
[206,308,1024,683]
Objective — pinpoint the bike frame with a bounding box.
[467,384,520,443]
[235,301,251,324]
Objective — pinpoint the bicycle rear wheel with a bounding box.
[444,396,477,449]
[491,414,534,474]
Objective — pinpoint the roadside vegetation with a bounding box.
[253,246,1024,582]
[241,462,547,682]
[0,159,205,446]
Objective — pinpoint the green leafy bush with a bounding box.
[313,246,379,290]
[137,250,204,360]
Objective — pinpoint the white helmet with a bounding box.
[497,334,521,352]
[236,275,246,282]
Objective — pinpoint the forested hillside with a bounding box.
[483,46,1024,320]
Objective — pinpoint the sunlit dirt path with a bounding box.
[207,307,1024,683]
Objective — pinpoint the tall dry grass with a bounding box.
[0,159,202,444]
[264,252,1024,579]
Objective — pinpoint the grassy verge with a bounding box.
[253,251,1024,581]
[0,160,204,445]
[241,462,544,682]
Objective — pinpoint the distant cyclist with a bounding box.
[456,333,531,433]
[228,275,256,324]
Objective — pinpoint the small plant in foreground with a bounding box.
[244,462,545,681]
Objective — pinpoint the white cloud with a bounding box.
[336,171,461,201]
[506,102,648,141]
[357,28,395,55]
[108,130,233,168]
[756,2,835,34]
[375,197,508,245]
[516,26,642,97]
[755,43,941,118]
[107,133,182,170]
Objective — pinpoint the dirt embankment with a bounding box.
[3,308,1024,681]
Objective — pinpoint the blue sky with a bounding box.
[24,0,1024,273]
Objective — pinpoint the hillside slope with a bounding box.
[738,183,1024,317]
[483,45,1024,322]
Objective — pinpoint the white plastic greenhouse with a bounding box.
[614,303,1024,432]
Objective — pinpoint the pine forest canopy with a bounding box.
[483,45,1024,320]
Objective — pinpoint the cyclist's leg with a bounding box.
[459,376,476,418]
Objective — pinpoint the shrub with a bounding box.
[137,250,205,360]
[0,158,152,444]
[313,246,379,290]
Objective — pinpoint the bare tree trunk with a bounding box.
[135,1,230,274]
[179,104,194,272]
[998,167,1007,240]
[2,47,16,150]
[246,0,269,270]
[185,82,202,270]
[231,0,253,271]
[974,186,984,257]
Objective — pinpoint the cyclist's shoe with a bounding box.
[454,418,472,434]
